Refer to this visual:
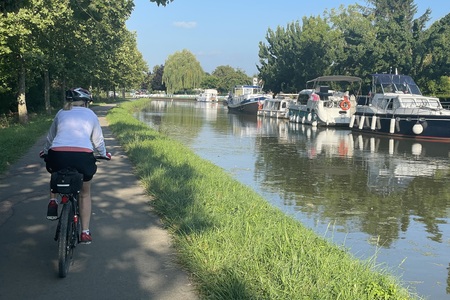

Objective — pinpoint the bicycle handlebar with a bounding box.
[95,155,111,161]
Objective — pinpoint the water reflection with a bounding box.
[137,100,450,299]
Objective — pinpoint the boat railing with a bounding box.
[393,106,443,115]
[441,101,450,109]
[400,97,442,109]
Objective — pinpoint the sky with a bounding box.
[126,0,450,76]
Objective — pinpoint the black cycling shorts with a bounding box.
[45,149,97,181]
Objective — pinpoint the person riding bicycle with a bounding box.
[40,87,111,244]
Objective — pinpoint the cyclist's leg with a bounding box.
[79,180,92,231]
[45,150,62,219]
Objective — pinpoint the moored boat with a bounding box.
[196,89,218,102]
[227,84,272,114]
[288,89,314,123]
[257,95,295,119]
[350,74,450,142]
[288,75,362,127]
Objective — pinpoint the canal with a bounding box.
[136,99,450,299]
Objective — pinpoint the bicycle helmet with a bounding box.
[65,87,93,103]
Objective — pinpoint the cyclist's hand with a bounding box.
[39,150,45,158]
[106,152,112,160]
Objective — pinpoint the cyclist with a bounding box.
[40,87,111,244]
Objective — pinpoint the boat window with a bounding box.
[401,98,415,108]
[415,98,441,108]
[409,85,421,95]
[319,86,329,93]
[386,98,393,110]
[297,93,310,105]
[375,84,383,94]
[382,84,394,93]
[428,99,442,108]
[392,98,400,109]
[395,84,409,94]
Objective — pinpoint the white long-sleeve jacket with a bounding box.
[43,107,106,156]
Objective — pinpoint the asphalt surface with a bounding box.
[0,105,198,300]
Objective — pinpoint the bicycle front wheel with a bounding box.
[58,204,72,278]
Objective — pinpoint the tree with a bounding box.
[149,0,174,6]
[416,13,450,92]
[325,5,378,82]
[162,49,204,94]
[0,0,139,118]
[211,65,251,94]
[199,73,219,91]
[364,0,430,75]
[0,0,70,122]
[108,30,149,97]
[149,65,166,92]
[258,16,335,94]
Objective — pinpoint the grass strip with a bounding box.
[107,99,418,299]
[0,114,53,173]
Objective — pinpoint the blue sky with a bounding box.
[126,0,450,76]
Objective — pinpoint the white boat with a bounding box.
[350,74,450,142]
[226,85,272,114]
[288,75,362,127]
[196,89,218,102]
[257,95,295,119]
[287,89,314,123]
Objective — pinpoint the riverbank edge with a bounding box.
[105,98,419,299]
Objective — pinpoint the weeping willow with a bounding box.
[162,49,204,94]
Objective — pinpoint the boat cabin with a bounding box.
[233,85,264,96]
[370,74,443,111]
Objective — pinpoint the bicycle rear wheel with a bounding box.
[58,203,72,278]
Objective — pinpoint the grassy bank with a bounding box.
[0,114,53,173]
[106,99,418,300]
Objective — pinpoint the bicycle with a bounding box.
[48,156,109,278]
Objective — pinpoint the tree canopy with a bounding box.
[0,0,149,120]
[1,0,450,122]
[258,1,450,95]
[162,49,204,94]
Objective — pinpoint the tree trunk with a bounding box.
[44,69,51,114]
[61,75,66,105]
[17,59,28,124]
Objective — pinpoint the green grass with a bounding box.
[0,114,53,173]
[106,99,420,300]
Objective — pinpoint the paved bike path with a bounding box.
[0,105,198,300]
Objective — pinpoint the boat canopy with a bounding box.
[234,85,262,89]
[371,74,421,95]
[307,76,362,84]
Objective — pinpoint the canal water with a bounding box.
[136,99,450,299]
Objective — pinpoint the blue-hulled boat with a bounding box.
[350,74,450,142]
[226,84,272,114]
